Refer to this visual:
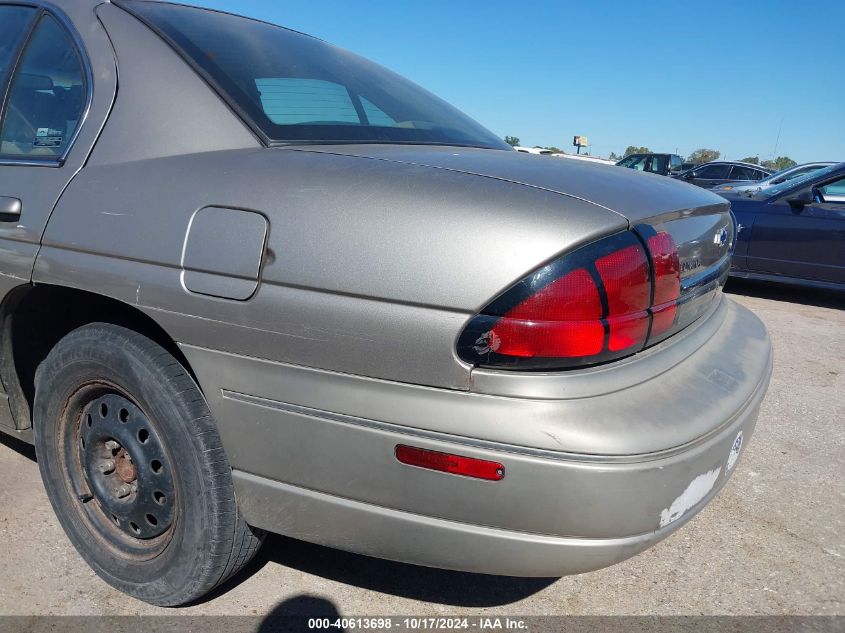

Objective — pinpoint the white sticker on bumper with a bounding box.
[726,431,744,472]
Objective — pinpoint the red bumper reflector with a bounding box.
[395,445,505,481]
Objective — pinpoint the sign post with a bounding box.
[573,135,588,155]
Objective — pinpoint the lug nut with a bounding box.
[99,460,115,474]
[105,440,120,451]
[114,484,132,498]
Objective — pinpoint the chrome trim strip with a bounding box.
[0,158,60,168]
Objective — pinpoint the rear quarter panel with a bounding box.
[33,4,630,391]
[36,147,627,390]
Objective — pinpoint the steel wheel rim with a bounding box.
[60,383,179,560]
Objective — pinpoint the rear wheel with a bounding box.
[33,322,263,606]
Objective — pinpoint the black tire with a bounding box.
[32,322,263,606]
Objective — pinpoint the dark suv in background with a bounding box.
[616,153,684,176]
[676,161,773,189]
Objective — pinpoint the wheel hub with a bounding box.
[79,394,175,539]
[114,447,137,483]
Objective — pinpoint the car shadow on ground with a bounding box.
[0,431,36,461]
[207,532,556,608]
[725,278,844,309]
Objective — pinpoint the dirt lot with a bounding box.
[0,280,842,619]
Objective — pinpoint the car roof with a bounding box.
[697,161,774,171]
[704,161,768,167]
[790,161,837,168]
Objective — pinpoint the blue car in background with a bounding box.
[719,163,845,290]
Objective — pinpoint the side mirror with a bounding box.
[786,189,814,209]
[683,172,695,179]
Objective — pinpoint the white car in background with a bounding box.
[513,147,615,165]
[555,153,616,166]
[513,146,555,155]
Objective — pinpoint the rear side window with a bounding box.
[120,1,507,149]
[730,166,759,180]
[0,6,37,86]
[695,164,731,179]
[647,155,667,174]
[0,14,86,159]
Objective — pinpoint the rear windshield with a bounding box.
[122,2,509,150]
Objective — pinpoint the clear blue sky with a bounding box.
[190,0,844,163]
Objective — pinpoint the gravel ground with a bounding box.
[0,279,842,620]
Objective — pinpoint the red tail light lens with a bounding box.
[458,230,683,370]
[647,232,681,337]
[491,269,603,358]
[595,244,650,351]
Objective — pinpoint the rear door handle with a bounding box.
[0,197,21,220]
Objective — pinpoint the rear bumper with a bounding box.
[182,295,772,576]
[232,377,763,576]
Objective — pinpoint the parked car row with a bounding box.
[615,153,844,290]
[615,154,777,188]
[712,162,835,193]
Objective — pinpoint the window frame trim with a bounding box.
[0,1,95,168]
[113,0,508,151]
[695,163,731,180]
[114,0,273,148]
[0,3,39,143]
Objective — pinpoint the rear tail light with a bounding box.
[457,230,684,370]
[647,231,681,338]
[595,244,651,351]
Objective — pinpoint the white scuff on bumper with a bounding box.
[659,467,722,528]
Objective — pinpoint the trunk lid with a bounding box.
[285,144,727,221]
[287,145,734,334]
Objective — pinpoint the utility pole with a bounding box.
[771,118,784,159]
